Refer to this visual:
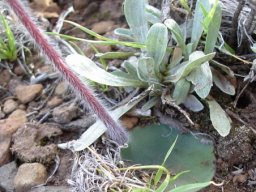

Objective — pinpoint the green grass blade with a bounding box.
[191,0,211,50]
[204,1,222,53]
[171,181,211,192]
[95,51,136,59]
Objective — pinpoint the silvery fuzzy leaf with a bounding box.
[114,28,134,40]
[186,62,213,99]
[172,78,191,105]
[164,19,188,59]
[137,57,159,83]
[212,68,235,95]
[191,0,211,50]
[183,94,204,112]
[165,51,215,83]
[124,0,149,43]
[146,23,168,77]
[207,98,231,137]
[65,54,146,87]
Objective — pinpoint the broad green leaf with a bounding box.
[58,89,150,151]
[122,124,215,191]
[172,79,191,105]
[171,181,212,192]
[65,54,146,87]
[146,23,168,77]
[164,19,188,59]
[137,57,159,83]
[114,28,134,40]
[183,94,204,112]
[191,0,211,50]
[207,98,231,137]
[124,0,149,43]
[165,51,215,82]
[204,2,222,54]
[95,51,135,59]
[212,68,235,95]
[186,62,213,99]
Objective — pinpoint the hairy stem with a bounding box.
[6,0,127,144]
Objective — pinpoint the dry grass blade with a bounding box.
[68,139,148,192]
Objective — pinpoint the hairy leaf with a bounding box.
[164,19,188,59]
[65,54,146,87]
[137,57,159,83]
[186,62,213,98]
[114,28,134,40]
[146,23,168,77]
[212,68,235,95]
[173,79,191,105]
[165,51,215,82]
[204,1,222,54]
[183,94,204,112]
[124,0,149,43]
[207,98,231,137]
[191,0,211,50]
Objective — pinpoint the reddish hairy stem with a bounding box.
[6,0,127,144]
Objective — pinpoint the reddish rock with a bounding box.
[15,84,43,104]
[14,163,47,192]
[3,99,18,114]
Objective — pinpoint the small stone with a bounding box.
[37,65,53,74]
[3,99,18,114]
[0,70,11,86]
[93,44,112,53]
[85,44,112,56]
[53,106,80,124]
[233,174,248,184]
[54,82,68,96]
[12,123,60,164]
[73,0,89,10]
[47,96,63,108]
[121,116,139,129]
[0,138,11,166]
[0,109,27,137]
[14,65,25,76]
[15,84,43,104]
[8,79,23,95]
[18,104,26,110]
[14,163,47,192]
[0,161,17,192]
[91,21,115,34]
